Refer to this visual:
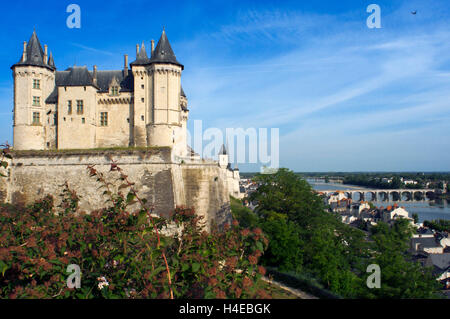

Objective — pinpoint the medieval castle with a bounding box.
[2,30,241,228]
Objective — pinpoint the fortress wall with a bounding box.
[0,148,231,229]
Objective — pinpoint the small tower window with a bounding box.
[32,112,40,124]
[141,98,144,103]
[100,112,108,126]
[76,100,84,114]
[141,115,144,121]
[82,118,85,124]
[141,84,144,89]
[68,100,72,114]
[111,86,119,96]
[33,96,40,106]
[33,79,40,89]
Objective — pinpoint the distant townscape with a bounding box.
[238,172,450,297]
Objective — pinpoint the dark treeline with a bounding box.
[423,220,450,232]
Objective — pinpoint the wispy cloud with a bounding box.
[69,42,115,56]
[183,3,450,170]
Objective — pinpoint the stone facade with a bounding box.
[11,30,189,158]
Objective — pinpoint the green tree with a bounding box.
[365,219,440,298]
[391,176,403,189]
[249,168,369,298]
[259,213,304,272]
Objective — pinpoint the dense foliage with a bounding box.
[423,219,450,233]
[234,168,442,298]
[343,175,423,189]
[0,163,269,299]
[367,219,440,298]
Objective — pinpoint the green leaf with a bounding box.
[256,242,264,251]
[0,260,8,276]
[192,263,200,272]
[126,192,135,204]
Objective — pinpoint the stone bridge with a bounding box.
[320,189,440,201]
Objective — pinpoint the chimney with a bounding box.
[124,54,128,76]
[93,65,97,85]
[136,44,140,58]
[44,45,48,64]
[22,41,27,62]
[151,40,155,56]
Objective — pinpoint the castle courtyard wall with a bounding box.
[0,148,231,230]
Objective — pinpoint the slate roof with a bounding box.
[411,237,441,249]
[428,253,450,270]
[56,67,96,87]
[45,67,134,104]
[149,30,183,69]
[11,31,55,71]
[95,70,134,92]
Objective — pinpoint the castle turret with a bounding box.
[219,144,229,168]
[11,30,56,150]
[146,30,186,157]
[130,42,150,146]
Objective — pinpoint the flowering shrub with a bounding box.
[0,162,269,299]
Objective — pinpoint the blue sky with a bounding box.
[1,0,450,172]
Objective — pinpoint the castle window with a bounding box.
[111,86,119,96]
[141,115,144,121]
[76,100,84,114]
[141,98,144,102]
[100,112,108,126]
[82,118,85,124]
[68,100,72,114]
[32,112,40,124]
[141,84,144,89]
[33,96,40,106]
[33,79,40,89]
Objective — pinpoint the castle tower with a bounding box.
[11,31,56,150]
[219,144,229,168]
[130,42,151,147]
[146,30,186,157]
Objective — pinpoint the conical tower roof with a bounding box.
[11,30,55,70]
[149,29,183,69]
[130,42,150,66]
[219,144,227,155]
[48,52,55,69]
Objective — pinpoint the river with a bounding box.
[307,180,450,223]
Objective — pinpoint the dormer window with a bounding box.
[109,76,120,96]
